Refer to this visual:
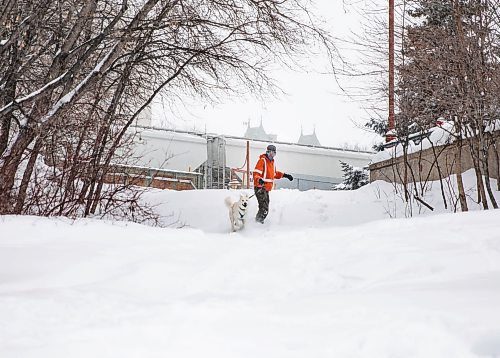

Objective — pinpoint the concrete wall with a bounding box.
[369,132,500,184]
[132,128,207,172]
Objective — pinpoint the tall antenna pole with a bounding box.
[387,0,396,142]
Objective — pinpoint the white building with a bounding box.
[129,126,372,190]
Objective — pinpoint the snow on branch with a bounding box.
[0,72,67,121]
[40,44,118,125]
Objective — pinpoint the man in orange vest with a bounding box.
[253,144,293,223]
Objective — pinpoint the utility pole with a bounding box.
[387,0,396,142]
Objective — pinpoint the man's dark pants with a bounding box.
[255,187,269,223]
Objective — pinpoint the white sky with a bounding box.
[152,1,384,150]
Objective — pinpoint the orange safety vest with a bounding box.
[253,153,283,191]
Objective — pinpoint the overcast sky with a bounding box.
[152,1,384,150]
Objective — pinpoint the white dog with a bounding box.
[224,193,250,232]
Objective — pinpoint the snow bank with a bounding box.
[143,169,498,231]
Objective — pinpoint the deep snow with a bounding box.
[1,173,500,358]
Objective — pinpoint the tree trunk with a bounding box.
[402,141,409,202]
[475,166,489,210]
[481,139,498,209]
[0,129,36,214]
[493,136,500,191]
[469,138,488,209]
[14,139,43,214]
[455,142,468,212]
[0,41,18,156]
[0,116,11,157]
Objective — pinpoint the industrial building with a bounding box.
[122,121,373,191]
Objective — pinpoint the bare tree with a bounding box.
[0,0,336,219]
[398,0,500,210]
[363,0,500,213]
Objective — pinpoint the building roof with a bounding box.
[244,120,277,141]
[297,127,321,146]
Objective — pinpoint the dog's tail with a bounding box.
[224,197,233,208]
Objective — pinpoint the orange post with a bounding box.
[246,141,250,189]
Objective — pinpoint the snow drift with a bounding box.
[1,173,500,358]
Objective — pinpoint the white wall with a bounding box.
[130,128,373,182]
[225,138,372,180]
[132,128,207,172]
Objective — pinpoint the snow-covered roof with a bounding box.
[372,121,454,164]
[371,119,500,164]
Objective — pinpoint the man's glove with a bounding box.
[283,173,293,181]
[258,178,264,186]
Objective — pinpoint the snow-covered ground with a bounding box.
[1,173,500,358]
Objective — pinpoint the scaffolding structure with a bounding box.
[205,136,229,189]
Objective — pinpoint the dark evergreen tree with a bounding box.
[364,118,387,152]
[334,161,369,190]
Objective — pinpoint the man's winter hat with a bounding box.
[266,144,277,152]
